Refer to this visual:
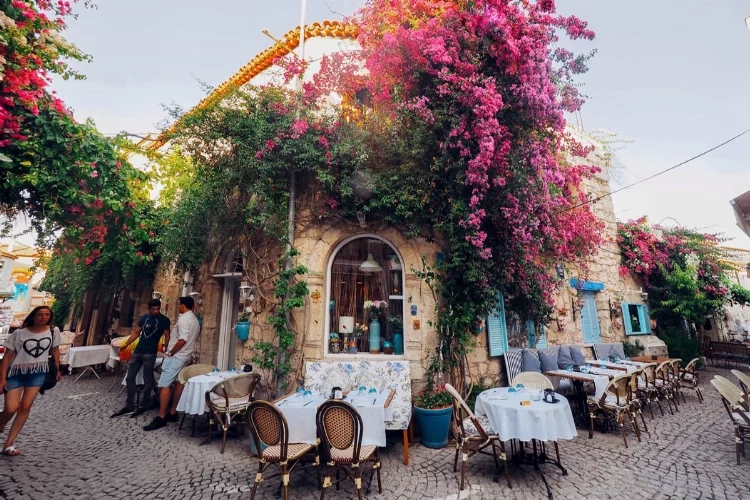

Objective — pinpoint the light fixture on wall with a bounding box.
[359,242,383,273]
[356,212,366,228]
[239,281,255,302]
[151,291,163,300]
[388,255,402,271]
[640,291,648,301]
[555,264,565,279]
[189,291,203,305]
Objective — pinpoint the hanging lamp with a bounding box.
[359,243,383,273]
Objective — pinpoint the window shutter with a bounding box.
[640,305,652,334]
[621,302,633,335]
[536,324,547,349]
[526,319,536,348]
[487,293,509,357]
[581,291,602,343]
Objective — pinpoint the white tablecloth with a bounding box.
[545,370,610,400]
[275,391,393,447]
[176,371,236,415]
[475,388,577,442]
[66,345,111,368]
[120,356,163,386]
[585,359,637,373]
[588,367,629,379]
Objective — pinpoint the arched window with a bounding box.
[325,235,405,356]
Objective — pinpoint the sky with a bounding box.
[33,0,750,249]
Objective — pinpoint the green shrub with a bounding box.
[623,339,645,358]
[660,327,700,368]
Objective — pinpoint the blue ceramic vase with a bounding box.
[369,320,380,354]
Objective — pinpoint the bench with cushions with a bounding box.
[503,345,591,396]
[592,342,626,360]
[304,360,412,464]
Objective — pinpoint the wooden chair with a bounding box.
[667,359,683,408]
[177,363,216,435]
[731,369,750,402]
[680,358,703,403]
[635,363,663,418]
[714,375,749,411]
[246,401,319,500]
[205,372,261,453]
[510,372,553,390]
[588,374,641,447]
[710,377,750,464]
[317,400,382,500]
[627,369,648,434]
[653,361,676,415]
[445,383,511,490]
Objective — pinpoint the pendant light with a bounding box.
[359,242,383,273]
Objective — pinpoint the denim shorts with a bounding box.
[6,371,47,391]
[157,357,187,388]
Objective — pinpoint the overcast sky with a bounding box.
[46,0,750,248]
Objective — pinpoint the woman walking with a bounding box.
[0,306,61,456]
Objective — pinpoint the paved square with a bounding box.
[0,366,748,499]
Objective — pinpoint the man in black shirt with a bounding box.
[111,299,171,418]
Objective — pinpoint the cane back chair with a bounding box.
[177,363,216,435]
[205,372,261,453]
[680,358,703,403]
[711,377,750,464]
[588,374,641,447]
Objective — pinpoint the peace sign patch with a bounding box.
[23,337,52,358]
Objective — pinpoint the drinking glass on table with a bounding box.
[358,386,367,396]
[296,387,305,397]
[212,367,219,373]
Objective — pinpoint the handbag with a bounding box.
[40,327,59,393]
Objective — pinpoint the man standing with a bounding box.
[144,296,200,431]
[111,299,170,418]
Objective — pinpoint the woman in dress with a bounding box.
[0,306,61,456]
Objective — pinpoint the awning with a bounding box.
[731,189,750,239]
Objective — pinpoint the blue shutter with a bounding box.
[621,302,634,335]
[581,291,601,343]
[526,319,536,348]
[487,293,509,357]
[536,325,547,349]
[639,305,652,334]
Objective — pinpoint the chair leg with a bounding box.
[737,430,742,466]
[630,412,641,442]
[179,413,186,430]
[460,447,467,491]
[680,388,687,404]
[639,408,648,434]
[375,451,382,493]
[250,462,265,500]
[403,429,409,465]
[281,463,289,500]
[619,413,628,448]
[655,397,665,416]
[355,465,364,500]
[453,442,460,473]
[502,443,512,489]
[696,387,703,403]
[220,426,228,454]
[320,464,332,500]
[588,409,595,439]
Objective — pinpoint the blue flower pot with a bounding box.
[235,321,250,341]
[413,405,452,448]
[393,331,404,355]
[369,320,381,354]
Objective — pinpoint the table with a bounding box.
[475,388,576,499]
[66,345,111,382]
[544,370,609,434]
[119,356,163,386]
[631,356,675,364]
[176,371,237,415]
[275,390,395,447]
[587,366,630,379]
[585,359,639,372]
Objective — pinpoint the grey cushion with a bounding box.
[610,343,626,359]
[522,349,542,373]
[568,345,586,365]
[557,345,575,369]
[538,350,558,373]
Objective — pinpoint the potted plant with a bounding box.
[350,324,363,354]
[235,311,251,341]
[413,387,453,448]
[387,316,403,354]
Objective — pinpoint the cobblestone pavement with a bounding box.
[0,365,749,499]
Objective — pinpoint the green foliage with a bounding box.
[465,377,492,411]
[730,283,750,307]
[413,388,453,410]
[623,339,645,358]
[660,327,700,368]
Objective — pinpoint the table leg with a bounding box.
[74,365,100,382]
[109,361,121,391]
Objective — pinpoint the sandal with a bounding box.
[2,446,20,456]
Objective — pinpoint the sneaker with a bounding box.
[143,417,167,431]
[130,407,148,418]
[110,407,134,418]
[165,413,179,423]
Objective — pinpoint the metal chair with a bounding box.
[731,369,750,402]
[680,358,703,403]
[653,361,676,415]
[511,372,553,390]
[627,369,648,434]
[205,372,261,453]
[246,401,319,500]
[588,374,641,447]
[636,363,663,418]
[445,383,511,490]
[177,363,216,435]
[316,400,382,500]
[711,377,750,464]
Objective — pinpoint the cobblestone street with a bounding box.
[0,366,748,500]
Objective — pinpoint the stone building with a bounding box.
[129,20,659,389]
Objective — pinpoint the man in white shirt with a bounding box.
[143,296,201,431]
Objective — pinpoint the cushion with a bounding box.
[557,346,575,369]
[610,343,626,359]
[522,349,542,373]
[538,350,558,373]
[568,345,586,365]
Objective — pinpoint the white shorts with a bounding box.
[158,357,187,388]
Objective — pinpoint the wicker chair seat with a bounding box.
[681,372,695,381]
[209,394,251,411]
[329,444,377,463]
[262,443,314,462]
[462,415,496,436]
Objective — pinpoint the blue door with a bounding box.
[581,291,602,344]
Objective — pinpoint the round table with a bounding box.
[474,388,577,442]
[176,371,236,415]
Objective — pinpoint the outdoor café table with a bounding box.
[586,366,629,379]
[66,345,111,382]
[475,388,576,499]
[176,370,237,416]
[274,390,395,447]
[585,359,638,372]
[119,355,163,387]
[631,356,675,364]
[544,370,609,432]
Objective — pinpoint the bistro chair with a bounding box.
[510,372,553,390]
[627,369,648,435]
[680,358,703,403]
[731,369,750,402]
[246,401,319,500]
[667,359,683,408]
[205,372,261,454]
[653,362,676,415]
[636,363,663,418]
[588,374,641,447]
[714,375,749,411]
[445,383,511,491]
[177,363,216,436]
[710,377,750,464]
[316,400,381,500]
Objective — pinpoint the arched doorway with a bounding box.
[212,248,244,369]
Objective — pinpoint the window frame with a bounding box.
[323,234,407,359]
[621,302,652,335]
